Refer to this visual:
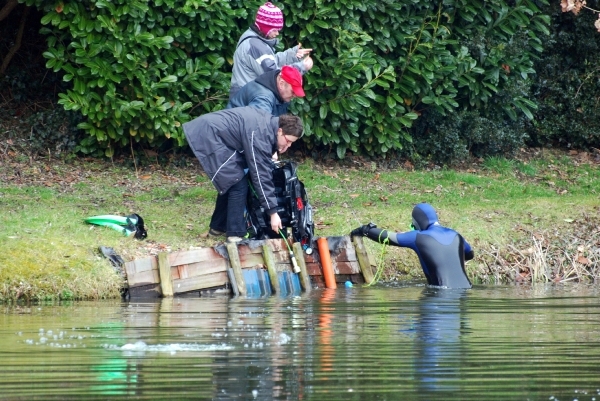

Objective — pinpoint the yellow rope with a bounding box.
[363,231,389,287]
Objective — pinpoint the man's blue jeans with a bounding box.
[209,177,248,237]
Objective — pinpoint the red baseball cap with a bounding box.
[280,65,305,97]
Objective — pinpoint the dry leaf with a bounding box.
[140,175,152,180]
[349,194,359,198]
[577,255,590,265]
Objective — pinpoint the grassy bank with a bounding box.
[1,148,599,301]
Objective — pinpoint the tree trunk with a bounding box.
[0,2,29,76]
[0,0,19,22]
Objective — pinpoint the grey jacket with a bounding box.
[229,27,304,97]
[183,107,280,215]
[226,69,289,116]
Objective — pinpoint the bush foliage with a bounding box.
[528,2,600,150]
[17,0,550,160]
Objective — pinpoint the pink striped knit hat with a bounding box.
[255,2,284,36]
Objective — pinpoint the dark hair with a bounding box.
[278,114,304,138]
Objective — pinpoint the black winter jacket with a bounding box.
[226,69,289,116]
[183,107,280,215]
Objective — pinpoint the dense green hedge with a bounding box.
[528,3,600,150]
[19,0,550,160]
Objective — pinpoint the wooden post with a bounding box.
[262,244,280,294]
[352,236,375,285]
[157,252,173,297]
[226,243,246,296]
[292,242,311,293]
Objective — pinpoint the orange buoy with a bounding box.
[317,237,337,289]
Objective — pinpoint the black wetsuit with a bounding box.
[362,203,473,288]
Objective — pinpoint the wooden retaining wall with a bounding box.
[123,236,375,298]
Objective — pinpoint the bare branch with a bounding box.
[0,0,18,22]
[0,5,29,76]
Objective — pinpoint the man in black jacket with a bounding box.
[226,65,305,117]
[183,107,303,243]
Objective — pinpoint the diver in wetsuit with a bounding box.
[350,203,474,288]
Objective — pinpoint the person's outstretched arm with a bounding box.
[351,223,396,245]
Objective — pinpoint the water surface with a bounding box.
[2,284,600,400]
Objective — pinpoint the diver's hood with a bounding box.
[411,203,439,231]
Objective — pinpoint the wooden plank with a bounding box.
[172,259,228,280]
[238,252,266,268]
[158,252,174,297]
[127,269,160,288]
[302,251,319,264]
[265,238,286,252]
[237,244,264,256]
[353,235,375,285]
[173,272,229,294]
[305,262,322,276]
[237,245,288,268]
[334,260,361,275]
[235,239,285,258]
[124,256,157,276]
[334,246,358,262]
[293,242,311,293]
[275,262,292,272]
[168,248,222,266]
[226,243,246,296]
[262,244,280,294]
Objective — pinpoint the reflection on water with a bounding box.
[2,284,600,400]
[412,288,468,396]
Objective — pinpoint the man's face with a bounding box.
[277,77,296,102]
[277,128,297,153]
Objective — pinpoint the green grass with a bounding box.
[1,149,599,301]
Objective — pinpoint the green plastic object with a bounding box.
[85,214,147,239]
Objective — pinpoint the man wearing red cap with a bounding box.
[230,2,312,98]
[227,65,305,117]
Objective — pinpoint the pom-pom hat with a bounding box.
[255,2,284,36]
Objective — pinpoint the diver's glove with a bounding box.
[350,222,377,237]
[465,250,474,261]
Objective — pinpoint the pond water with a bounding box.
[2,284,600,401]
